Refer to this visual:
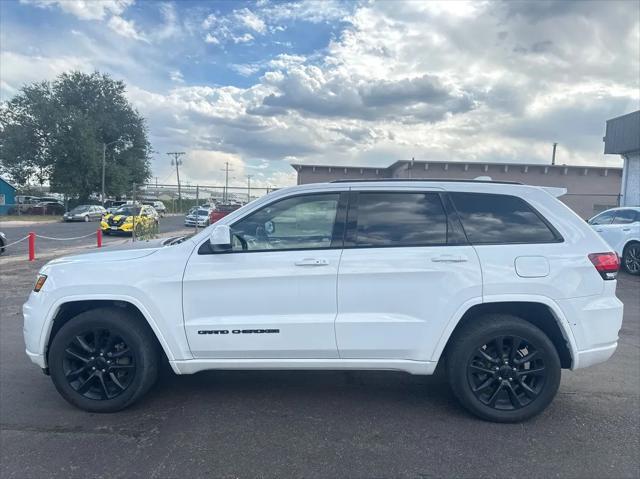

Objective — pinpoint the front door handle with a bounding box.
[431,255,468,263]
[295,258,329,266]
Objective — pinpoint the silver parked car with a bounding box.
[63,205,107,222]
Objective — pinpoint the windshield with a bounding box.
[115,206,140,216]
[70,206,90,213]
[196,209,209,216]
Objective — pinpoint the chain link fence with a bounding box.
[137,183,275,214]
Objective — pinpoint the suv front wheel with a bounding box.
[48,308,159,412]
[447,314,561,422]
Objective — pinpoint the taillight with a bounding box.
[588,252,619,280]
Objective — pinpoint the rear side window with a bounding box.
[450,192,560,244]
[353,192,448,247]
[612,210,638,224]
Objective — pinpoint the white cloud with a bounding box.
[0,51,91,101]
[232,33,254,44]
[204,33,220,44]
[234,8,266,34]
[8,0,638,186]
[169,70,184,83]
[107,15,148,42]
[20,0,134,20]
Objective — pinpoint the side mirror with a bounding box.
[209,224,231,246]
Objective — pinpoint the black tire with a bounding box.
[446,314,561,423]
[622,242,640,275]
[48,308,159,412]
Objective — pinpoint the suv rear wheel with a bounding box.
[48,308,159,412]
[447,314,561,422]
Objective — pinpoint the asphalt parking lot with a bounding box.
[0,215,188,258]
[0,251,638,478]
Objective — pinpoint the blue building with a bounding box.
[0,177,17,215]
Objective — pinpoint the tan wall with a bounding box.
[295,161,622,219]
[295,166,389,185]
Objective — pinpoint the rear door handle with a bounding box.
[295,258,329,266]
[622,228,631,232]
[431,255,468,263]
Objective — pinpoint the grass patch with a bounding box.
[0,215,61,223]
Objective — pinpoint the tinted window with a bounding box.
[451,193,558,244]
[612,210,638,224]
[354,192,447,247]
[231,194,340,251]
[589,210,616,225]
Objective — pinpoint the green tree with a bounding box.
[0,71,152,200]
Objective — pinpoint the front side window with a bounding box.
[353,192,448,247]
[589,210,616,225]
[231,193,341,251]
[612,209,638,224]
[451,192,560,244]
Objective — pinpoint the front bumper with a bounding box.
[185,219,208,227]
[101,221,133,233]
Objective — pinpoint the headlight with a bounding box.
[33,274,47,292]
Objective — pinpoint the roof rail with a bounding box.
[329,178,523,185]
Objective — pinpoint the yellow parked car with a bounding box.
[101,204,158,235]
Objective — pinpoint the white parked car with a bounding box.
[184,207,211,227]
[23,180,623,422]
[588,207,640,275]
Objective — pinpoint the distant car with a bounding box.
[27,201,65,215]
[209,203,241,224]
[101,204,158,235]
[151,201,166,217]
[105,201,128,214]
[185,207,211,227]
[588,206,640,275]
[63,205,106,222]
[0,232,6,255]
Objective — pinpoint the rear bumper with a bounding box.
[574,343,618,369]
[26,349,46,369]
[558,284,624,370]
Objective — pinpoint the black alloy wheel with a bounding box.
[62,328,136,400]
[447,314,561,422]
[623,243,640,275]
[49,308,158,412]
[467,335,546,411]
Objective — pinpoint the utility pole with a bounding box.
[551,143,558,165]
[246,174,253,204]
[101,143,107,205]
[167,152,185,212]
[221,162,233,203]
[132,182,137,242]
[195,185,200,233]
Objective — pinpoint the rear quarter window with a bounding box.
[450,192,561,244]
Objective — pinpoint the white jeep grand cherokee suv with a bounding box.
[23,180,624,422]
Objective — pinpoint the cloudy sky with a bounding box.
[1,0,638,188]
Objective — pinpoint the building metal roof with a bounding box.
[604,110,640,155]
